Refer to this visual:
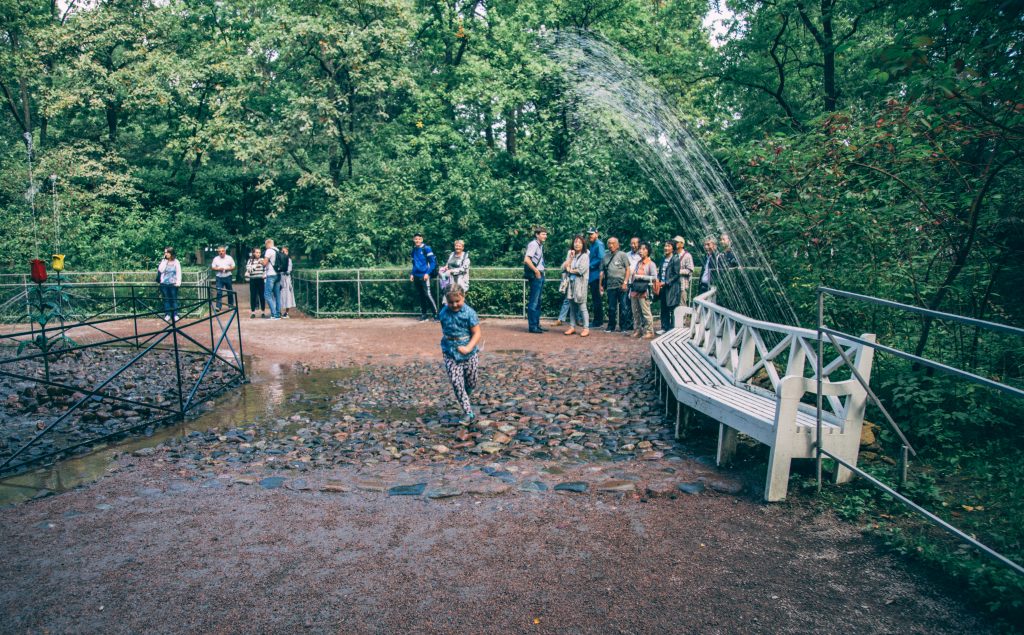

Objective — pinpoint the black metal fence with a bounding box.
[0,282,245,476]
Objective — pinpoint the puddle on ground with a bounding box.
[0,364,363,506]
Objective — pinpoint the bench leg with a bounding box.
[832,439,860,485]
[764,443,792,502]
[675,404,691,440]
[717,424,738,466]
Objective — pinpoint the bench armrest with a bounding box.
[778,376,865,399]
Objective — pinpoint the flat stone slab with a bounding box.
[320,481,351,493]
[518,480,548,493]
[354,479,390,492]
[554,482,588,493]
[677,482,705,495]
[388,483,427,496]
[426,487,462,499]
[259,477,286,490]
[465,480,511,496]
[596,479,636,493]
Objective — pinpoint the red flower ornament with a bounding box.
[30,259,47,284]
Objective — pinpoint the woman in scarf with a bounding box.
[561,235,590,337]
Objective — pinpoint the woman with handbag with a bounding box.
[244,247,267,319]
[561,235,590,337]
[440,239,471,305]
[658,241,681,333]
[626,242,658,339]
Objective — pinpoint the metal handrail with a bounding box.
[0,283,245,476]
[815,285,1024,577]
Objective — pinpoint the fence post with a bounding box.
[316,269,321,318]
[357,269,362,316]
[131,285,140,349]
[170,312,186,417]
[24,275,33,334]
[815,289,824,494]
[522,279,527,318]
[111,272,117,315]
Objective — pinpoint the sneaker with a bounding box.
[261,314,269,319]
[271,316,281,320]
[250,312,255,319]
[528,328,544,334]
[173,314,181,321]
[282,314,290,319]
[604,327,615,333]
[163,315,171,322]
[655,329,665,335]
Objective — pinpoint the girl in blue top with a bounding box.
[438,286,481,424]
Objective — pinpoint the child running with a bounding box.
[438,287,481,424]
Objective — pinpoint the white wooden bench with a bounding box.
[651,289,876,501]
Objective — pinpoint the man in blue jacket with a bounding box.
[410,233,438,321]
[587,228,606,329]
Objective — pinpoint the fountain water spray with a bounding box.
[545,31,798,327]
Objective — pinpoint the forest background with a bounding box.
[2,0,1023,621]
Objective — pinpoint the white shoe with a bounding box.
[173,315,180,321]
[163,315,171,322]
[655,329,665,335]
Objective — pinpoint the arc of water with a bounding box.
[545,32,799,328]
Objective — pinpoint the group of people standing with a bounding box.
[243,239,296,319]
[154,240,297,322]
[523,227,738,339]
[408,234,472,321]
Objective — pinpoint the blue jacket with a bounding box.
[411,244,437,277]
[588,239,605,283]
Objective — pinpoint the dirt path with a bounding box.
[0,317,989,634]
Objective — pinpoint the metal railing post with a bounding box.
[170,312,185,417]
[816,288,824,493]
[316,269,321,318]
[356,269,361,316]
[111,272,117,315]
[235,293,246,380]
[131,285,140,349]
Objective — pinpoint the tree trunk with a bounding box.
[505,106,518,156]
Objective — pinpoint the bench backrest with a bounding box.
[688,288,875,429]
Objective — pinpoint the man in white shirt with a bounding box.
[211,245,236,310]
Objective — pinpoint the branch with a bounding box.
[795,1,826,47]
[848,161,934,216]
[0,77,27,133]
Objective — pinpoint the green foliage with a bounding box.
[1,0,1023,620]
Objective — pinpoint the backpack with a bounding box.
[276,249,290,275]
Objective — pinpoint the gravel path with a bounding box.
[0,317,990,634]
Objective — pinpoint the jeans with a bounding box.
[588,279,603,326]
[264,274,282,318]
[215,276,234,309]
[160,284,179,318]
[606,284,626,330]
[621,289,633,331]
[526,275,544,329]
[558,297,571,322]
[249,278,266,312]
[569,300,589,330]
